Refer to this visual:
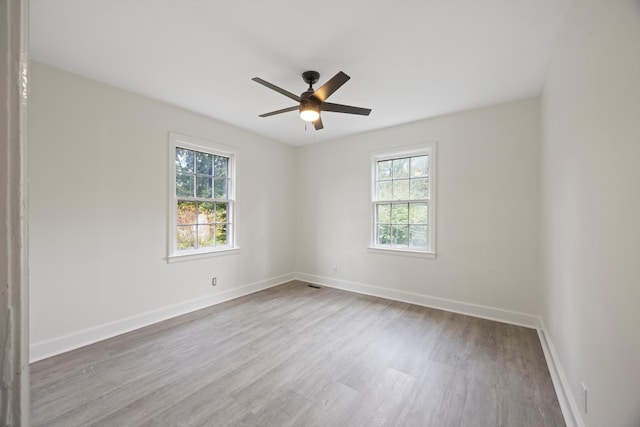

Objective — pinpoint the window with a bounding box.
[169,133,236,260]
[371,144,436,256]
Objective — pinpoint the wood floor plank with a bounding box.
[394,359,467,427]
[31,280,565,427]
[344,366,416,426]
[294,380,361,427]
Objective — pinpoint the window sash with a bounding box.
[373,201,430,249]
[175,199,233,250]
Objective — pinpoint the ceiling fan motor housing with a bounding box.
[300,71,320,115]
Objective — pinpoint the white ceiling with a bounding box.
[30,0,568,146]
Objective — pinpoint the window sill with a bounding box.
[367,246,436,259]
[166,247,240,263]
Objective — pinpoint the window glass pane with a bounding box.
[410,156,428,177]
[177,201,196,225]
[198,225,215,247]
[410,178,428,200]
[377,204,391,224]
[409,203,428,224]
[196,176,213,198]
[176,148,194,173]
[393,179,410,200]
[377,181,393,200]
[377,224,392,245]
[215,203,227,223]
[216,224,228,245]
[177,225,196,250]
[391,203,409,224]
[196,152,213,175]
[176,173,194,197]
[393,158,409,179]
[392,224,409,246]
[377,160,392,180]
[214,178,228,199]
[199,202,215,223]
[409,225,428,247]
[214,156,228,177]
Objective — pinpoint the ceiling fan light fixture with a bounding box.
[300,104,320,122]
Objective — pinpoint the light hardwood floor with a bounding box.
[31,281,565,426]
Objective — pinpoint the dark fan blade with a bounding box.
[313,71,350,102]
[252,77,301,102]
[313,117,324,130]
[258,105,299,117]
[321,102,371,116]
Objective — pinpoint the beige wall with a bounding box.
[29,63,296,359]
[540,0,640,426]
[294,98,541,317]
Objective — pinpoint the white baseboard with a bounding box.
[30,273,295,363]
[538,319,585,427]
[294,272,540,329]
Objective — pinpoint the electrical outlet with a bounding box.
[579,382,588,413]
[212,277,217,287]
[332,265,338,274]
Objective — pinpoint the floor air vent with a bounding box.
[307,284,321,289]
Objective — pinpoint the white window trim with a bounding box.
[368,143,437,257]
[167,132,239,263]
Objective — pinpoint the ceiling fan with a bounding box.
[252,71,371,130]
